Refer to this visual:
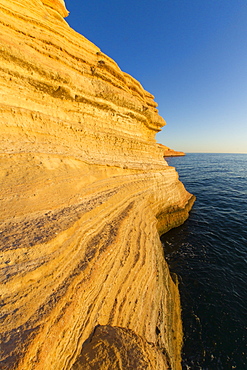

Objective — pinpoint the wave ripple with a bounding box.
[161,153,247,370]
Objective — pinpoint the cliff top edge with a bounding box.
[42,0,69,17]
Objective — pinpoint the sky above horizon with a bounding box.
[65,0,247,153]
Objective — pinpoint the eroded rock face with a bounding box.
[71,325,171,370]
[42,0,69,17]
[0,1,195,369]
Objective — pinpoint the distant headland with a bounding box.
[158,143,186,157]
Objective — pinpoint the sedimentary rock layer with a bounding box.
[157,143,185,157]
[0,1,195,369]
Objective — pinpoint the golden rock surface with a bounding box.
[157,143,186,157]
[0,1,195,369]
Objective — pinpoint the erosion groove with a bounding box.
[0,1,195,369]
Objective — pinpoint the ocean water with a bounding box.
[161,153,247,370]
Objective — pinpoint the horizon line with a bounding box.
[184,152,247,154]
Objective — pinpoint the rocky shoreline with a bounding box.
[158,143,186,157]
[0,1,194,369]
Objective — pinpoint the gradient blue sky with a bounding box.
[65,0,247,153]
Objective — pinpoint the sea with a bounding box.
[161,153,247,370]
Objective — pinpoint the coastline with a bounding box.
[157,143,186,157]
[0,1,195,369]
[161,153,247,368]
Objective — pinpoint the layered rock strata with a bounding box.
[0,1,195,369]
[158,143,185,157]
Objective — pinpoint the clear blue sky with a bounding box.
[65,0,247,153]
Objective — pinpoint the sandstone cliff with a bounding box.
[157,143,185,157]
[0,1,195,369]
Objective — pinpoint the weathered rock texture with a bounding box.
[0,1,195,369]
[158,143,185,157]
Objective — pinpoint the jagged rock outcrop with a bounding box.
[0,1,195,369]
[158,143,185,157]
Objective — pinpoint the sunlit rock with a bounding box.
[0,0,195,369]
[158,143,186,157]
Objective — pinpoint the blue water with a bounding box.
[161,153,247,370]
